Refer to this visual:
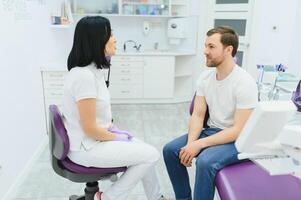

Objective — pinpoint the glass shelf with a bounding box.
[70,0,187,17]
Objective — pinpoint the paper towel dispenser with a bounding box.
[167,18,187,39]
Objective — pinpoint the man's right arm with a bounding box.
[179,95,207,167]
[187,95,207,144]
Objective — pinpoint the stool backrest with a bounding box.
[49,105,70,160]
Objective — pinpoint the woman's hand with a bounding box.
[108,126,134,139]
[114,133,132,141]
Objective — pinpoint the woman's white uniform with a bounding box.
[62,64,162,200]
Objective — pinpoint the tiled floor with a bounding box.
[9,103,198,200]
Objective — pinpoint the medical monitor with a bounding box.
[235,101,296,154]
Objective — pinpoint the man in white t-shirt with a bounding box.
[163,26,258,200]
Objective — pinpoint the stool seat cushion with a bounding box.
[61,157,127,174]
[215,161,301,200]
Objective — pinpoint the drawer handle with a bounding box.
[121,90,130,93]
[121,70,130,73]
[50,92,63,96]
[48,74,64,78]
[121,78,131,81]
[120,57,130,60]
[50,83,64,87]
[121,64,130,67]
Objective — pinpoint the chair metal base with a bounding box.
[69,181,99,200]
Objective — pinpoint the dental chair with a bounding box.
[190,95,301,200]
[48,104,127,200]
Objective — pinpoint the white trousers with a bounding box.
[68,138,162,200]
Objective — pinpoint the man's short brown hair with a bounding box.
[207,26,239,57]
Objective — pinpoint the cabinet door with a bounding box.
[208,7,253,69]
[41,71,66,133]
[215,0,250,11]
[143,56,175,98]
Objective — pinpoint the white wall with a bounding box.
[289,1,301,78]
[247,0,299,77]
[0,1,70,198]
[190,0,210,92]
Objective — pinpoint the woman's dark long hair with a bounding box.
[67,16,111,71]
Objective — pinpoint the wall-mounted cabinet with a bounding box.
[207,0,254,70]
[70,0,189,17]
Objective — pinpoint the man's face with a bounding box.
[204,33,227,68]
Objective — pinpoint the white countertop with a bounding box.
[41,50,196,71]
[115,50,196,56]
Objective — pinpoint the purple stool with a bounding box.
[215,161,301,200]
[49,105,127,200]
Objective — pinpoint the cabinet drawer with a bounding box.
[111,61,144,68]
[44,88,64,98]
[111,56,143,63]
[42,71,67,80]
[111,74,143,84]
[111,67,143,75]
[109,85,143,98]
[43,80,64,89]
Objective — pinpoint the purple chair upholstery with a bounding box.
[48,105,126,200]
[215,161,301,200]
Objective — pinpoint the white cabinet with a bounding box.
[110,56,144,98]
[41,55,177,106]
[41,70,67,131]
[109,55,175,99]
[143,56,175,98]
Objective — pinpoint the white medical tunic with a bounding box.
[62,63,112,151]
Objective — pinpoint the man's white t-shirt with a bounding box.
[196,65,258,129]
[62,63,112,151]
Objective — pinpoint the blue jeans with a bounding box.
[163,128,240,200]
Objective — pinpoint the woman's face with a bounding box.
[105,33,117,56]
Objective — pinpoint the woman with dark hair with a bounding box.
[62,16,167,200]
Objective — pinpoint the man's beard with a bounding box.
[206,57,223,68]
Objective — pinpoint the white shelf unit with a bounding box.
[174,56,192,77]
[70,0,188,17]
[174,76,193,99]
[170,0,188,16]
[174,56,193,100]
